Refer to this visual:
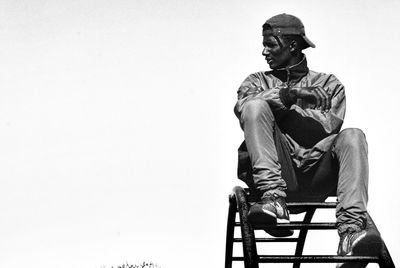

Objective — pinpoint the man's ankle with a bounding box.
[261,189,287,200]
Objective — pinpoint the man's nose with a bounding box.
[262,46,270,56]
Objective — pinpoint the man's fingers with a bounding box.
[315,87,331,111]
[325,95,332,111]
[327,93,332,110]
[313,89,325,110]
[299,88,320,107]
[319,87,331,110]
[312,91,321,108]
[297,87,331,111]
[316,87,329,110]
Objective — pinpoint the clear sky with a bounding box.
[0,0,399,268]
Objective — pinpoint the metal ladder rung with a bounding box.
[234,202,337,212]
[233,237,298,243]
[235,222,337,229]
[287,202,337,208]
[232,255,380,263]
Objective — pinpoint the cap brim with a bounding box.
[302,35,315,48]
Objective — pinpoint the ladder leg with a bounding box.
[379,243,395,268]
[365,213,395,268]
[225,194,237,268]
[233,186,259,268]
[293,208,316,268]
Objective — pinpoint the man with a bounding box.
[234,13,382,265]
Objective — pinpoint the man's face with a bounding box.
[262,35,292,69]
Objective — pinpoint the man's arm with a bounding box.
[277,74,346,148]
[280,86,332,112]
[234,73,286,118]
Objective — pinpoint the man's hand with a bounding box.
[290,86,331,111]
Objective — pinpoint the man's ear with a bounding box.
[289,40,298,53]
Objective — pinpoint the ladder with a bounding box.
[225,186,395,268]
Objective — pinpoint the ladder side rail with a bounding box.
[233,186,259,268]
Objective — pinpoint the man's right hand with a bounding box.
[290,86,331,112]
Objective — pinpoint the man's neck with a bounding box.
[278,54,304,71]
[271,54,308,83]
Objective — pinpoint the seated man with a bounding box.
[234,13,382,265]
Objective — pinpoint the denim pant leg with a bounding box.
[239,98,287,197]
[332,128,368,233]
[300,128,369,233]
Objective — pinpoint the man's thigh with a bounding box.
[288,149,339,202]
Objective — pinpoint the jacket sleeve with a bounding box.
[278,74,346,148]
[234,73,286,118]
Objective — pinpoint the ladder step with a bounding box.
[233,237,298,243]
[232,255,380,263]
[233,202,337,212]
[235,222,336,229]
[287,202,337,208]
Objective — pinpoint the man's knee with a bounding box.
[335,128,367,149]
[240,98,274,123]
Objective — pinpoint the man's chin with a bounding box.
[269,64,278,70]
[267,62,279,70]
[269,63,284,70]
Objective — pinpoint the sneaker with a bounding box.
[247,193,290,225]
[264,227,294,237]
[336,227,383,268]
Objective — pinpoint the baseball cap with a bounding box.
[262,13,315,49]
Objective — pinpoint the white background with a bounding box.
[0,0,399,268]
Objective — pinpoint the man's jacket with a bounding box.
[235,56,346,183]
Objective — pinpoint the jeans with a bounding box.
[239,98,368,231]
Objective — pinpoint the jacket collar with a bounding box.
[270,55,309,84]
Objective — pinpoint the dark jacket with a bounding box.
[235,56,346,182]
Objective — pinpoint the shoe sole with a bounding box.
[336,261,365,268]
[277,217,290,224]
[264,228,294,237]
[247,209,277,225]
[336,231,383,268]
[352,231,383,256]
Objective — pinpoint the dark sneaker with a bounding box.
[336,227,383,268]
[264,227,294,237]
[247,193,290,225]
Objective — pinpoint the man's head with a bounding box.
[262,14,314,69]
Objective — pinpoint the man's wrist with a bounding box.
[279,87,297,107]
